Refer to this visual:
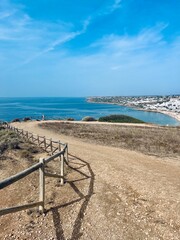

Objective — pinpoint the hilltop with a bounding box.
[0,121,180,240]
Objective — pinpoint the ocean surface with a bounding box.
[0,97,179,126]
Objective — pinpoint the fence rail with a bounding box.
[0,123,69,216]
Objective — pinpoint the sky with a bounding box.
[0,0,180,97]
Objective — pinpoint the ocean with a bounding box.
[0,97,179,126]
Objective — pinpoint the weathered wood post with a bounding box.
[31,133,33,141]
[39,158,45,213]
[66,143,69,164]
[50,139,53,153]
[37,135,40,145]
[44,137,46,150]
[58,141,61,151]
[60,154,64,185]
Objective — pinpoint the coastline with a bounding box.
[87,99,180,123]
[158,110,180,122]
[128,106,180,123]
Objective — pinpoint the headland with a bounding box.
[87,95,180,122]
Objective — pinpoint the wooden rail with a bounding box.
[0,123,69,216]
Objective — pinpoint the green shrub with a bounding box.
[0,125,5,131]
[11,118,20,122]
[82,116,97,122]
[8,138,20,149]
[0,142,8,154]
[0,130,21,154]
[23,117,31,121]
[66,118,75,121]
[98,114,145,123]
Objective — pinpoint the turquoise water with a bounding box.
[0,97,179,126]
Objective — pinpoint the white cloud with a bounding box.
[111,0,121,12]
[0,9,15,19]
[51,24,179,94]
[91,24,168,54]
[20,0,121,63]
[0,0,123,68]
[0,1,179,96]
[1,24,179,96]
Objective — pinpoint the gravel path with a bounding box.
[1,121,180,240]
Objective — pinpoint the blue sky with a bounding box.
[0,0,179,97]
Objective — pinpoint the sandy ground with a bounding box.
[0,121,180,240]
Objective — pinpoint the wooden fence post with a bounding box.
[58,141,61,151]
[66,143,69,164]
[39,158,45,213]
[44,137,46,150]
[50,139,53,153]
[60,154,64,185]
[38,135,40,145]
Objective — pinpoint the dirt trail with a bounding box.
[1,121,180,240]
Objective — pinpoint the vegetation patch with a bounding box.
[0,128,42,158]
[11,118,21,123]
[0,128,21,154]
[99,114,145,123]
[41,122,180,158]
[23,117,31,122]
[82,116,97,121]
[66,118,75,121]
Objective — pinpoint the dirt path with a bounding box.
[1,121,180,240]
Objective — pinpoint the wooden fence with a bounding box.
[0,123,69,216]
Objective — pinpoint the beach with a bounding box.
[88,96,180,125]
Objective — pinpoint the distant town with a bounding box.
[88,95,180,121]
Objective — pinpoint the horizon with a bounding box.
[0,0,180,97]
[0,93,180,99]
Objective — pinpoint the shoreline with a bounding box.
[87,99,180,123]
[158,110,180,122]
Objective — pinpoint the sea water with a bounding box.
[0,97,179,126]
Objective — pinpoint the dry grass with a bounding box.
[0,128,43,161]
[40,122,180,158]
[4,121,179,239]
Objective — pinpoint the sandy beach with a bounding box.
[88,99,180,124]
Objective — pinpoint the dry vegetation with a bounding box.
[0,127,42,163]
[1,122,180,239]
[0,127,94,239]
[0,127,70,239]
[40,122,180,158]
